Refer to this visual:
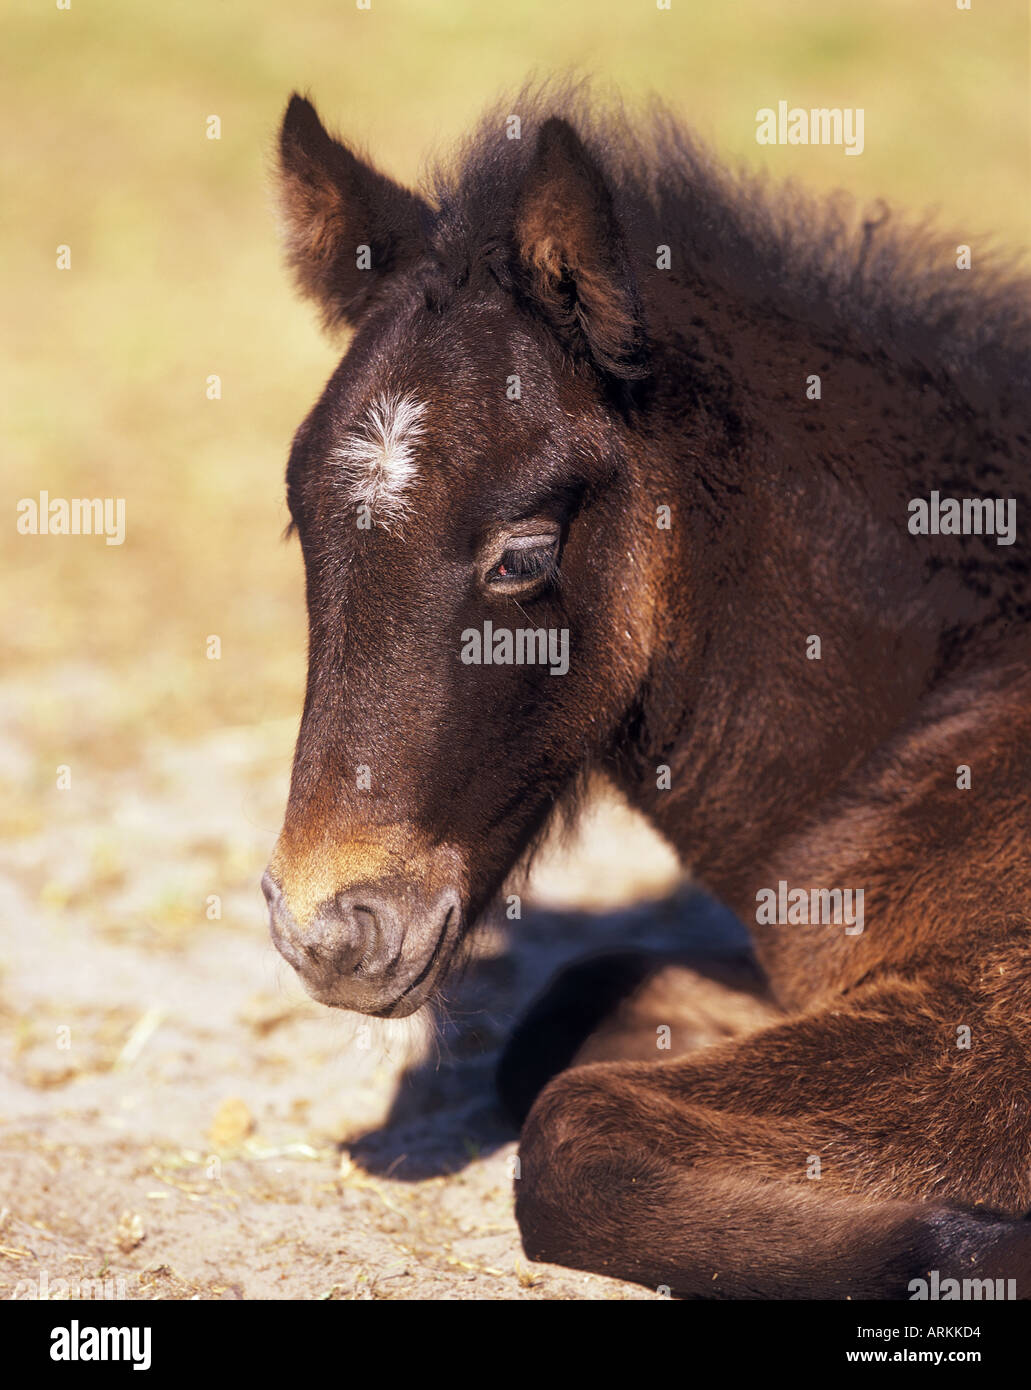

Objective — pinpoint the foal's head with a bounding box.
[263,95,657,1016]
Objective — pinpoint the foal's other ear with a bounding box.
[278,94,429,330]
[514,117,647,379]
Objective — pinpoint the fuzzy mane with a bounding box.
[418,81,1030,402]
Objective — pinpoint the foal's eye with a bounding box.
[486,535,559,594]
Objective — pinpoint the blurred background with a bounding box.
[1,0,1027,1300]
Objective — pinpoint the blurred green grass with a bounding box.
[2,0,1028,767]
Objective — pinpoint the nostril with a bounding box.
[324,896,405,978]
[342,903,379,976]
[434,889,462,936]
[261,869,281,907]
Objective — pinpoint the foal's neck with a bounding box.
[617,268,997,915]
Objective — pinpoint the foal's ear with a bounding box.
[513,118,647,379]
[278,94,429,330]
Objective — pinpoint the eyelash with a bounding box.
[489,545,557,585]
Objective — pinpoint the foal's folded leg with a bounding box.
[497,947,779,1126]
[514,978,1031,1298]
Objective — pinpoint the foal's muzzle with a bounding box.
[261,869,461,1017]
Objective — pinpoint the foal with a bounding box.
[264,88,1031,1298]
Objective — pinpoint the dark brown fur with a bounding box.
[265,83,1031,1298]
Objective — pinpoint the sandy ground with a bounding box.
[0,700,748,1302]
